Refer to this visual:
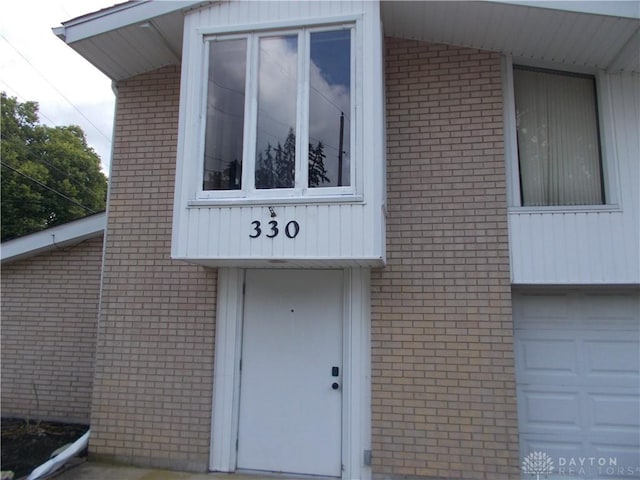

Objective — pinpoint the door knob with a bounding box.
[331,382,340,390]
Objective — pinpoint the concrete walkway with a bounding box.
[52,461,313,480]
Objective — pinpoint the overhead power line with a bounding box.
[0,160,97,214]
[0,32,112,144]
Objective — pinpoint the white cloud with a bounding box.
[0,0,116,173]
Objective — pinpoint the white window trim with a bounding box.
[195,18,360,203]
[502,55,622,213]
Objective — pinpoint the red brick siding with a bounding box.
[1,236,102,424]
[90,66,217,471]
[370,38,519,479]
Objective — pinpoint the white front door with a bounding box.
[237,269,343,477]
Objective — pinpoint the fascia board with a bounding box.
[1,212,106,264]
[56,1,207,44]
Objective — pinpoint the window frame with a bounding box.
[196,22,357,202]
[503,55,620,212]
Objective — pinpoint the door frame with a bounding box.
[209,267,372,480]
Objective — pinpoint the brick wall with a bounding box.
[90,66,217,471]
[371,38,520,479]
[1,236,102,424]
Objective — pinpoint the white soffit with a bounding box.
[381,1,640,72]
[0,212,106,264]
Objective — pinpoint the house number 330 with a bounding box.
[249,220,300,239]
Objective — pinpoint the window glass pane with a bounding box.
[514,67,603,206]
[309,30,351,188]
[203,39,246,191]
[255,35,298,189]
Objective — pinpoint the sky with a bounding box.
[0,0,117,174]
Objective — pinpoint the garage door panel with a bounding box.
[518,388,582,432]
[518,337,578,376]
[514,294,570,321]
[585,340,640,383]
[589,392,640,431]
[521,436,586,459]
[592,444,640,472]
[582,294,640,322]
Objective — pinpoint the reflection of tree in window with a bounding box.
[309,30,351,188]
[205,159,241,190]
[255,129,330,189]
[255,36,297,189]
[255,129,296,189]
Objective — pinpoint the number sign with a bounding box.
[250,220,300,239]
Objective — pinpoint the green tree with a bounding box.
[1,92,107,241]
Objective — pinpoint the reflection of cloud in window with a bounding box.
[255,35,350,141]
[256,36,298,156]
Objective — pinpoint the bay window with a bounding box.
[202,25,353,196]
[513,66,605,207]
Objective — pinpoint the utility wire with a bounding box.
[0,32,112,144]
[0,80,60,126]
[30,154,100,199]
[0,160,97,214]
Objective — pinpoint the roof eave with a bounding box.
[1,213,106,264]
[57,1,207,44]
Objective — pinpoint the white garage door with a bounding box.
[514,292,640,479]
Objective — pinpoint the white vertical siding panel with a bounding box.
[525,214,539,281]
[197,0,364,28]
[318,206,331,258]
[510,210,637,284]
[239,205,252,256]
[586,211,603,282]
[221,207,232,257]
[187,207,200,256]
[196,206,211,256]
[573,213,588,282]
[291,205,302,257]
[619,74,640,281]
[305,205,318,257]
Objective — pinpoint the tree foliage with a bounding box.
[1,92,107,241]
